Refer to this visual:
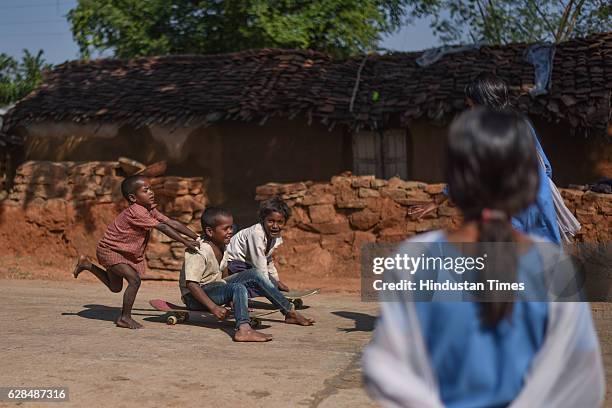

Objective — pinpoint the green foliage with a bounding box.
[67,0,408,59]
[0,50,52,106]
[406,0,612,44]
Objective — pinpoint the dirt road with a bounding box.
[1,279,611,407]
[0,279,378,408]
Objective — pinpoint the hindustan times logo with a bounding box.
[372,254,487,275]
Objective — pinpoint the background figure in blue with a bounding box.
[515,121,560,243]
[409,73,561,244]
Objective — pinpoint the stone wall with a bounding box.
[255,172,611,282]
[560,188,612,243]
[1,161,207,279]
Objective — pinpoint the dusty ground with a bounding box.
[1,278,611,408]
[0,253,362,293]
[0,279,378,408]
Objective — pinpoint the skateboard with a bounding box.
[149,299,277,328]
[284,288,320,310]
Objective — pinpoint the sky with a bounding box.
[0,0,441,65]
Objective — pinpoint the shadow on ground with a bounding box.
[61,304,159,322]
[141,314,241,339]
[248,299,311,311]
[332,311,377,333]
[61,304,276,339]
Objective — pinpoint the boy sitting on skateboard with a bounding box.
[73,175,199,329]
[180,207,314,342]
[225,196,291,294]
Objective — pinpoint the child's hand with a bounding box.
[407,203,437,220]
[212,306,228,321]
[277,280,290,292]
[185,239,200,252]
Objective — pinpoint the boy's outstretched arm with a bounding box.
[186,281,227,320]
[156,223,199,251]
[162,218,198,240]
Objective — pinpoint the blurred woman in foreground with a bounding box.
[363,108,603,408]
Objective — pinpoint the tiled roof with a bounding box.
[1,32,610,146]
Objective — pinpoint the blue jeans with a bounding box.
[227,260,278,297]
[183,269,293,329]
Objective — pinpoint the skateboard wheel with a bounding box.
[167,315,178,325]
[249,318,261,329]
[293,298,304,310]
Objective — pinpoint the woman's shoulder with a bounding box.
[393,230,446,258]
[403,230,446,244]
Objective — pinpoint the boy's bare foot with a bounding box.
[234,325,272,342]
[116,316,143,329]
[73,255,92,278]
[285,310,315,326]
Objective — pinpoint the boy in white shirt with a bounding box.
[225,196,291,294]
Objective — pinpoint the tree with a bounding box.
[0,50,52,106]
[405,0,612,45]
[68,0,408,59]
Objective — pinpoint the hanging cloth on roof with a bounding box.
[416,43,482,67]
[523,44,556,96]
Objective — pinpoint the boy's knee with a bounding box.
[230,284,249,304]
[250,271,273,288]
[233,284,248,297]
[110,284,122,293]
[246,269,267,282]
[127,275,141,288]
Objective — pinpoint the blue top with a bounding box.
[415,241,549,408]
[442,124,561,244]
[511,126,560,244]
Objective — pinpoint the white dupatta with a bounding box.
[536,152,581,243]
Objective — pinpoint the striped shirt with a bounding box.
[96,203,170,276]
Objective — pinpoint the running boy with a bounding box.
[73,175,199,329]
[180,207,314,342]
[225,196,291,293]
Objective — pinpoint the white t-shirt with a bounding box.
[225,223,282,281]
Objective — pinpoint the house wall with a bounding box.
[405,120,448,183]
[403,117,611,186]
[15,118,351,225]
[11,116,609,221]
[531,117,611,186]
[167,119,351,224]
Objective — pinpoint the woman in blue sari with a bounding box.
[364,108,603,408]
[410,74,561,244]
